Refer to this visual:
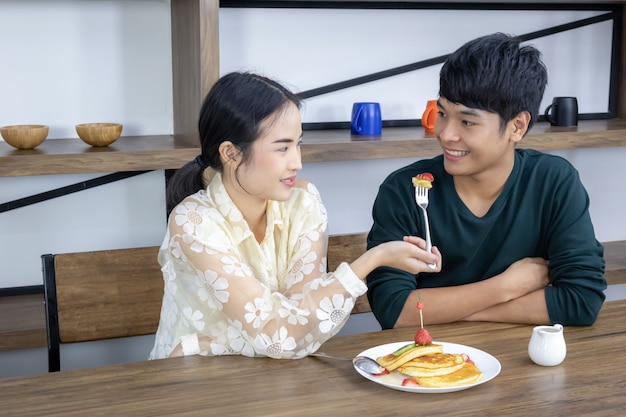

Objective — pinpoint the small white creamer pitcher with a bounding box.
[528,323,567,366]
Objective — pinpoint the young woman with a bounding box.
[149,72,438,360]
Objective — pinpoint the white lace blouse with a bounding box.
[149,173,367,359]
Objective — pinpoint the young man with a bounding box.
[366,33,606,329]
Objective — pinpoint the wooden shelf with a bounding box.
[2,119,626,176]
[300,118,626,162]
[0,135,198,177]
[0,294,46,352]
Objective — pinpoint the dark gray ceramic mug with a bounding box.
[544,97,578,127]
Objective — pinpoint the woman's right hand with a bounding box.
[380,236,441,274]
[351,236,441,279]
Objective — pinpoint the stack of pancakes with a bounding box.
[377,343,483,388]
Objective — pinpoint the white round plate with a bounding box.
[354,341,501,393]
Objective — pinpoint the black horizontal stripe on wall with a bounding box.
[296,12,617,100]
[0,171,152,214]
[221,1,616,12]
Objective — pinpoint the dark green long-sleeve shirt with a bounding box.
[366,149,606,329]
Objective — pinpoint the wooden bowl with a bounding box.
[0,124,49,150]
[76,123,123,147]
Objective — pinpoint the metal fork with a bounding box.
[415,186,437,269]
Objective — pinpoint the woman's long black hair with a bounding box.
[166,72,301,216]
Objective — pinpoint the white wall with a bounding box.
[0,0,172,138]
[1,2,625,378]
[220,7,613,123]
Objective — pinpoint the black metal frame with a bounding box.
[0,170,165,303]
[41,253,61,372]
[0,171,152,214]
[221,1,623,130]
[221,1,621,12]
[0,170,170,299]
[0,285,43,297]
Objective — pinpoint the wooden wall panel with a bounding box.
[171,0,220,147]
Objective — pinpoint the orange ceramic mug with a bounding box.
[421,100,438,133]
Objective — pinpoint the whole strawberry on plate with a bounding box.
[415,298,433,345]
[415,327,433,345]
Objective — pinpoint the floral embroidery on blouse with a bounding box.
[149,173,367,360]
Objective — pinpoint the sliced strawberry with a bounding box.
[415,172,434,182]
[401,378,420,387]
[414,328,433,345]
[372,368,390,377]
[461,353,475,364]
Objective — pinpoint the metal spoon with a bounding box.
[309,352,386,374]
[352,356,386,374]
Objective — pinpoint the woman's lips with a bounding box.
[281,176,296,187]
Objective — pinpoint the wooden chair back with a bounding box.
[42,246,163,372]
[41,233,371,372]
[327,232,371,314]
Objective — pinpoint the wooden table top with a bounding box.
[1,300,625,416]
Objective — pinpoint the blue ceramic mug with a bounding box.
[351,102,382,135]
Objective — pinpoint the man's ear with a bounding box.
[510,111,531,143]
[219,141,241,165]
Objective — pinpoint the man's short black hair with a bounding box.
[439,32,548,133]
